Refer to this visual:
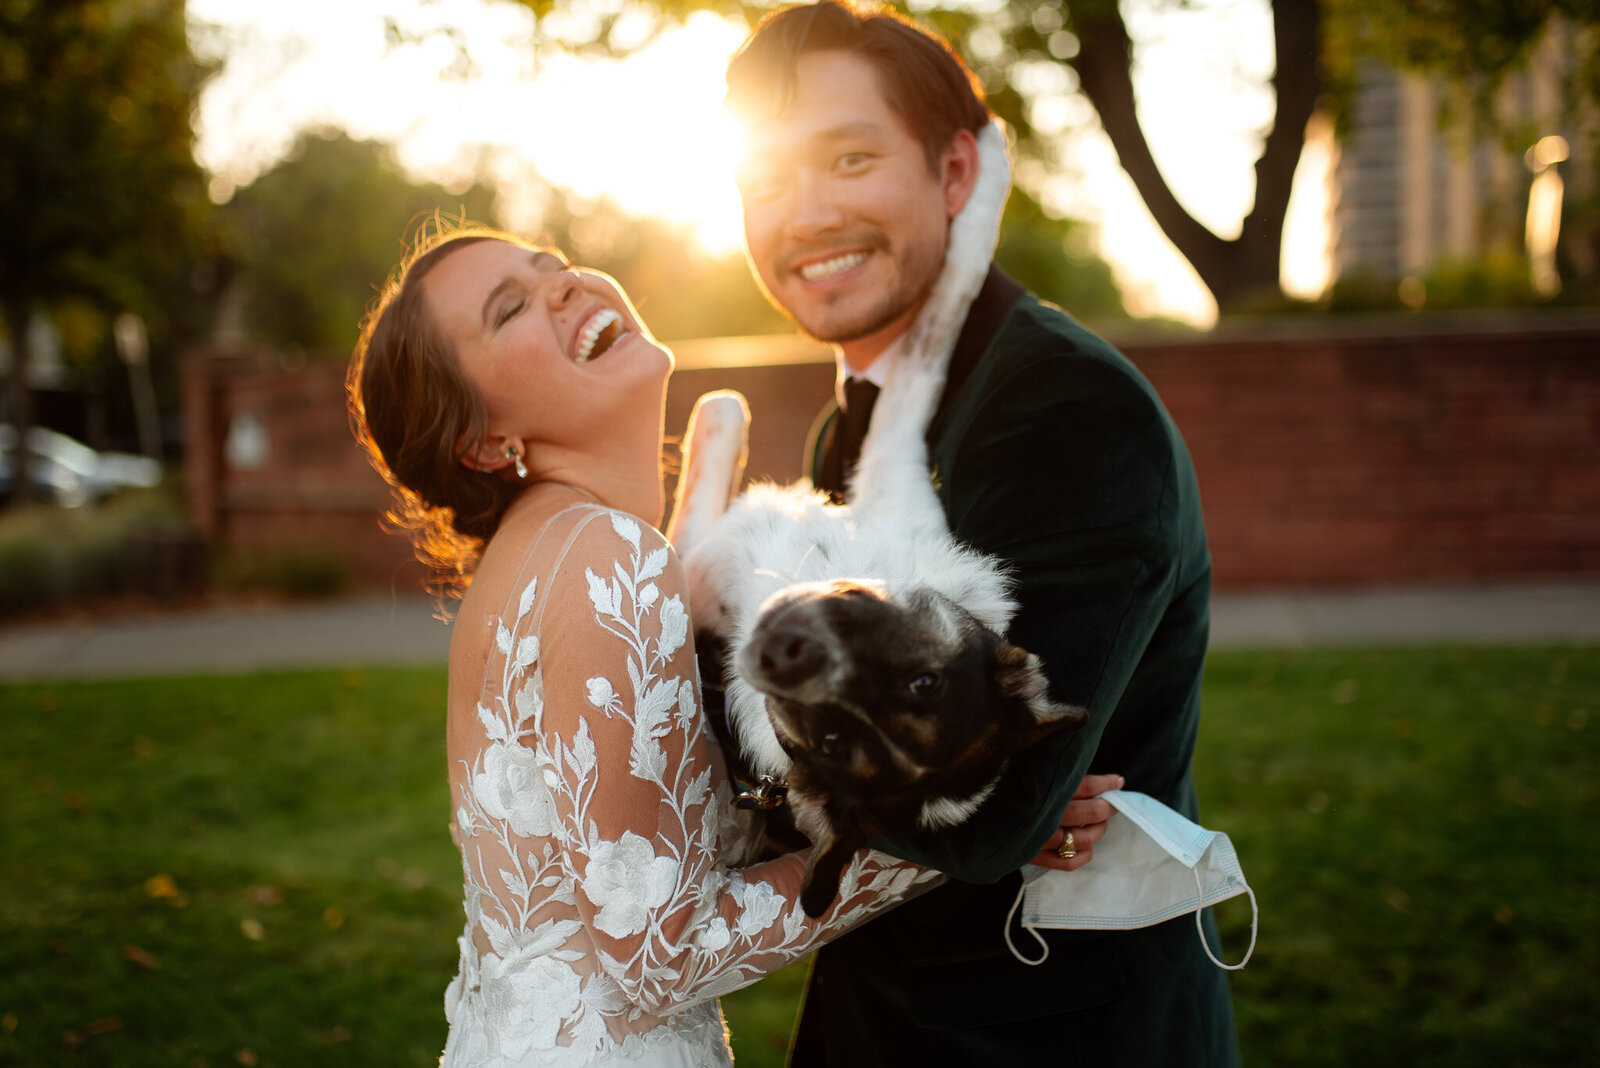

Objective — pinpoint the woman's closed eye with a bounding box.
[494,298,526,329]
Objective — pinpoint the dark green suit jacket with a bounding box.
[790,268,1240,1065]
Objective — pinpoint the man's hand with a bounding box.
[1030,773,1123,872]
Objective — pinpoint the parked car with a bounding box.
[0,424,163,507]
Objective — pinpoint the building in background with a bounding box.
[1332,19,1596,302]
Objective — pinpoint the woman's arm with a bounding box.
[464,508,941,1020]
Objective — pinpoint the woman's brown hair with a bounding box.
[347,225,530,596]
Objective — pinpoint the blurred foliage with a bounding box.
[502,0,1600,314]
[217,132,499,354]
[0,486,201,617]
[1324,0,1600,128]
[994,187,1126,322]
[210,541,358,601]
[1328,254,1544,314]
[0,0,215,497]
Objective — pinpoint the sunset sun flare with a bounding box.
[189,0,1328,325]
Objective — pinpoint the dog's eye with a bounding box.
[819,731,842,757]
[908,673,943,698]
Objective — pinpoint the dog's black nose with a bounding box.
[758,628,826,686]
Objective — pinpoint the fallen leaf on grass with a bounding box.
[236,1049,258,1066]
[247,885,283,906]
[145,874,188,906]
[122,944,161,970]
[323,906,345,930]
[316,1025,353,1045]
[87,1016,122,1035]
[240,918,265,941]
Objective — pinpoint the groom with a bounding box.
[724,2,1240,1064]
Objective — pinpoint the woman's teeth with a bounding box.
[800,251,867,282]
[575,309,622,363]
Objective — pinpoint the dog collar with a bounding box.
[733,774,790,811]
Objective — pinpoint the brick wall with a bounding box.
[1121,313,1600,586]
[183,313,1600,592]
[183,348,428,590]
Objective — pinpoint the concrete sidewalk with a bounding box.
[1,580,1597,682]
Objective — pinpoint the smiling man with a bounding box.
[725,3,1241,1065]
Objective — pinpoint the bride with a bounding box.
[347,230,1115,1066]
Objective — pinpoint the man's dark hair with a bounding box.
[725,0,991,172]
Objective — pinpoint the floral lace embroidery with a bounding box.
[442,507,939,1066]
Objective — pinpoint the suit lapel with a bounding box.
[926,265,1024,447]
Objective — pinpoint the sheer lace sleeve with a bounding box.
[444,506,939,1062]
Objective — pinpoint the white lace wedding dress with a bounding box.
[440,504,941,1067]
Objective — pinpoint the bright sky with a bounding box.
[188,0,1331,327]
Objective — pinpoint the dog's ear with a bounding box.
[800,823,864,918]
[995,643,1089,735]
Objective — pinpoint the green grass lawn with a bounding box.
[3,646,1596,1066]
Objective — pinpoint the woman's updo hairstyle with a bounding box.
[348,225,531,593]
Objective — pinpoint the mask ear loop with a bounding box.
[1195,865,1257,970]
[1003,879,1050,966]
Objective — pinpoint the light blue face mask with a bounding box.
[1004,790,1258,970]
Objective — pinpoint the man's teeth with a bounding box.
[799,251,868,282]
[575,309,621,363]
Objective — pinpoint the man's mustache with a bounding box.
[775,231,891,276]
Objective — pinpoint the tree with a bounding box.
[218,131,499,353]
[506,0,1315,313]
[504,0,1599,315]
[0,0,212,503]
[1066,0,1319,313]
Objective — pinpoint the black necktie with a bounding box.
[836,377,880,474]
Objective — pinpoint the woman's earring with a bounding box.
[506,445,528,480]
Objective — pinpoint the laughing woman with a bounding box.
[348,229,1114,1067]
[348,230,943,1066]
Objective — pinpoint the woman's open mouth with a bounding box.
[575,309,627,363]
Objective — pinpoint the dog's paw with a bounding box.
[668,390,751,555]
[799,826,860,918]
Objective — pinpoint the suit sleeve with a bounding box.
[867,346,1188,882]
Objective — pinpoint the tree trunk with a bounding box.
[4,294,34,507]
[1069,0,1324,314]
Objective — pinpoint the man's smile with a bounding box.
[799,251,870,283]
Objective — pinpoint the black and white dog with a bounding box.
[669,123,1085,917]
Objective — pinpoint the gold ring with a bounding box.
[1056,830,1077,859]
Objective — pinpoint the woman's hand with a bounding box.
[1030,773,1123,872]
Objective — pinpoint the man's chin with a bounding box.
[788,299,911,348]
